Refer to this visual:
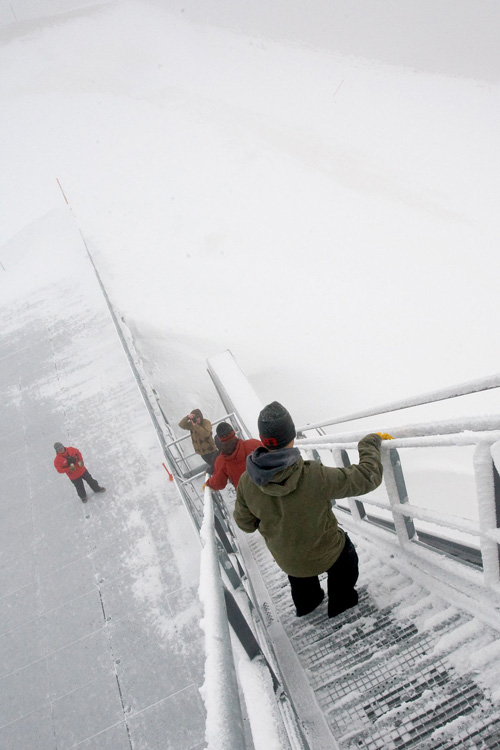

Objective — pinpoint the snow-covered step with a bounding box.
[242,515,500,749]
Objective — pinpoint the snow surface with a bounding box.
[0,211,207,749]
[1,0,499,432]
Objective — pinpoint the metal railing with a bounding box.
[199,484,306,750]
[199,486,246,749]
[297,423,500,589]
[297,372,500,433]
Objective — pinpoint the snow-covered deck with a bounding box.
[0,210,206,749]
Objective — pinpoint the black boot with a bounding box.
[328,589,359,618]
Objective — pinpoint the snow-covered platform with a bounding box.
[0,210,206,750]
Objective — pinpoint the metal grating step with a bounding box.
[348,678,486,749]
[243,524,500,749]
[431,715,500,749]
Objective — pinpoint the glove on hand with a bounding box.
[377,432,394,440]
[202,483,207,490]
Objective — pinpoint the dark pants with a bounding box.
[288,534,359,618]
[202,450,219,474]
[70,470,101,499]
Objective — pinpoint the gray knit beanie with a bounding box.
[258,402,296,450]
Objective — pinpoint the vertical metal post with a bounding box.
[382,448,416,544]
[492,451,500,529]
[339,449,367,520]
[493,459,500,582]
[474,443,500,587]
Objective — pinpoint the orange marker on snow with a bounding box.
[162,462,173,481]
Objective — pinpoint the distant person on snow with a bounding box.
[234,401,391,619]
[178,408,219,473]
[54,443,106,503]
[204,422,263,491]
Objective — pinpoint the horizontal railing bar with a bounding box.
[297,415,500,445]
[337,495,480,536]
[179,470,206,484]
[299,430,500,450]
[391,503,479,536]
[338,496,390,512]
[171,448,199,461]
[167,434,197,448]
[297,373,500,433]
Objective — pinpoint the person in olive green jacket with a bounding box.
[179,408,219,472]
[234,401,386,618]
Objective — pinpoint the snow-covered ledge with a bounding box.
[207,350,263,440]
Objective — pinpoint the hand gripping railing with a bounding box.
[297,425,500,590]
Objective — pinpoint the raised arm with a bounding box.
[322,433,383,499]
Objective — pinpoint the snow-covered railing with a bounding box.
[297,425,500,589]
[201,485,308,750]
[199,486,246,749]
[297,373,500,433]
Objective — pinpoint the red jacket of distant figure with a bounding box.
[54,446,86,480]
[206,437,263,490]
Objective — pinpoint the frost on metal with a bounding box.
[474,443,500,587]
[198,488,245,750]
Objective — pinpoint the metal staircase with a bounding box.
[203,351,500,749]
[241,510,500,749]
[95,306,500,748]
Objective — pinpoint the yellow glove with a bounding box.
[202,483,207,490]
[377,432,394,440]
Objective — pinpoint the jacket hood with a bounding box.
[220,435,239,455]
[246,446,303,495]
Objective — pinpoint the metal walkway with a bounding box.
[233,502,500,749]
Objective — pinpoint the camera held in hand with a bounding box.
[66,454,78,466]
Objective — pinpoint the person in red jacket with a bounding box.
[205,423,263,491]
[54,442,106,503]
